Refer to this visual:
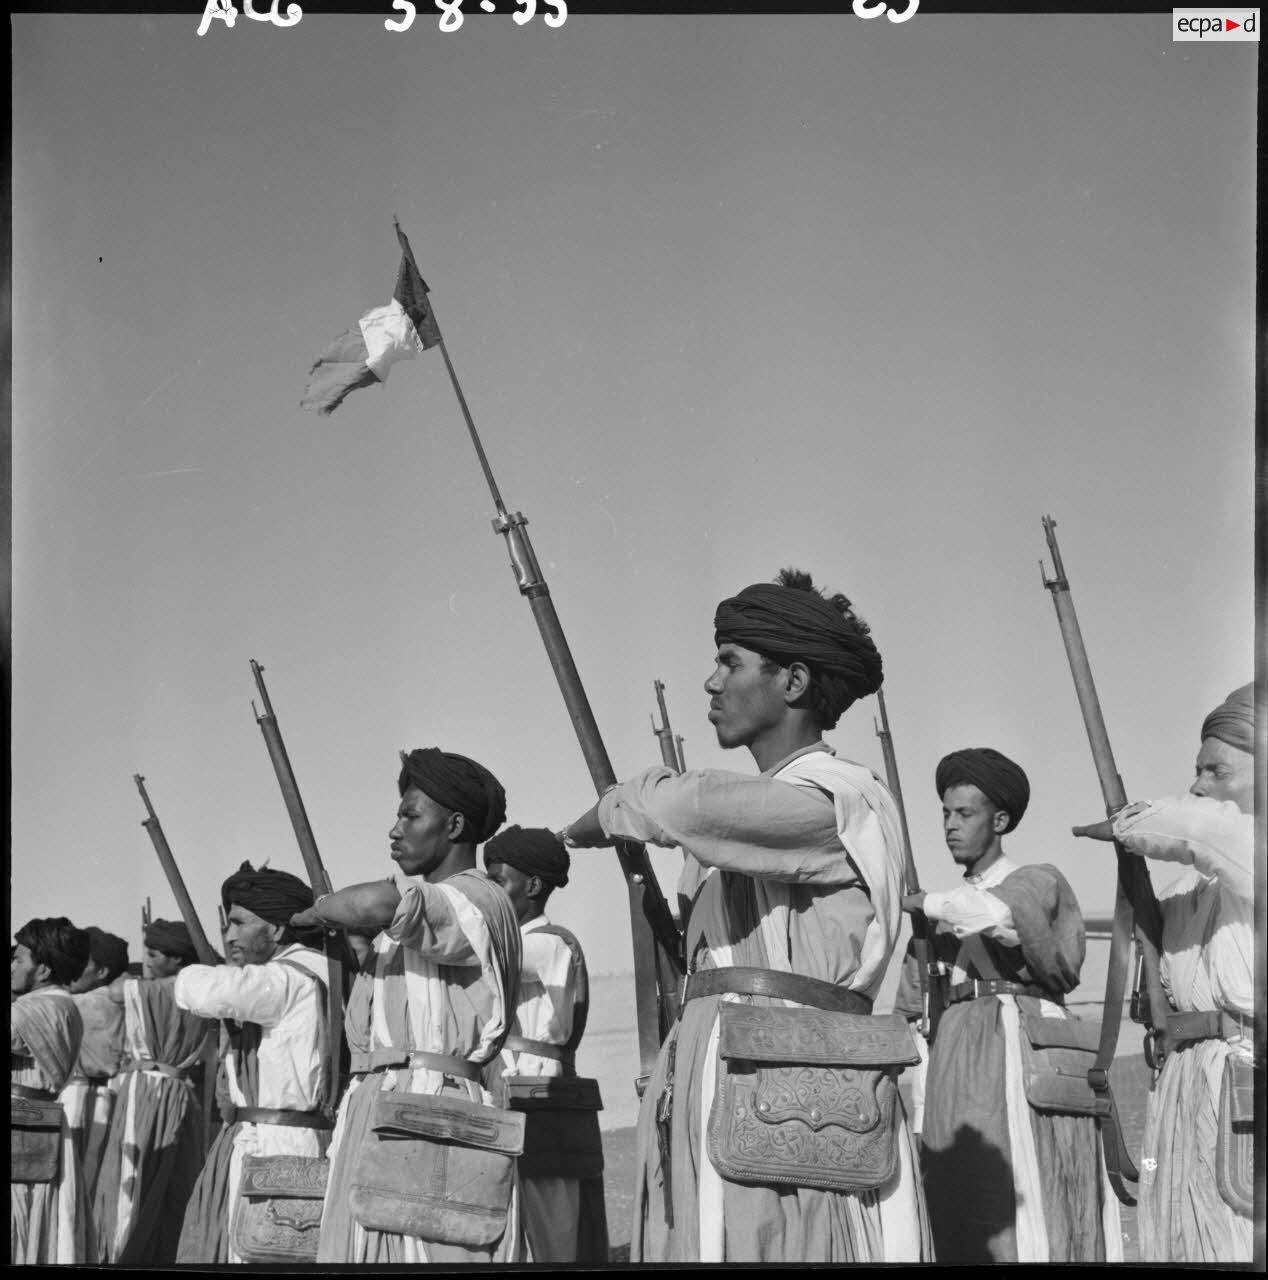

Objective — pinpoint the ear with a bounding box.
[269,922,286,945]
[447,811,469,843]
[992,809,1010,834]
[34,961,53,987]
[783,661,811,704]
[527,874,545,901]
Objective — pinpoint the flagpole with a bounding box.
[394,225,683,1077]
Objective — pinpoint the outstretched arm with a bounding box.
[291,879,401,932]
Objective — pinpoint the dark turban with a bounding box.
[483,825,570,889]
[714,582,883,702]
[936,748,1031,833]
[15,917,91,987]
[220,862,314,926]
[143,918,199,964]
[1200,683,1254,755]
[398,748,507,844]
[84,927,130,982]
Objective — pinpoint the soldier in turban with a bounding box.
[11,918,91,1263]
[1073,682,1255,1263]
[903,748,1117,1263]
[558,568,928,1264]
[173,863,330,1264]
[484,828,608,1263]
[62,928,130,1209]
[93,916,213,1264]
[287,747,522,1265]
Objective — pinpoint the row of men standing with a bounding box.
[11,568,1256,1264]
[11,780,607,1266]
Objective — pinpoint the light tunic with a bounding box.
[920,856,1122,1262]
[61,985,126,1207]
[92,975,212,1263]
[599,744,930,1263]
[316,869,522,1264]
[1114,793,1254,1263]
[501,915,609,1262]
[173,944,330,1263]
[11,986,87,1264]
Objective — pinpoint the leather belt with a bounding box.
[226,1105,333,1130]
[946,978,1060,1006]
[125,1060,187,1081]
[11,1084,57,1102]
[502,1035,566,1063]
[1164,1009,1253,1047]
[66,1073,113,1086]
[683,966,873,1016]
[349,1049,483,1081]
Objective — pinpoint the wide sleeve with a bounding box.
[923,883,1020,945]
[987,864,1085,995]
[597,765,854,884]
[174,961,297,1027]
[1113,793,1253,901]
[384,872,478,963]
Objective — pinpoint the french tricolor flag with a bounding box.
[302,222,442,416]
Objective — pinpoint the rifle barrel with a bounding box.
[249,661,332,897]
[132,775,217,966]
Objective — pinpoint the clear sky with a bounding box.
[11,9,1257,998]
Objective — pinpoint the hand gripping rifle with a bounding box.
[397,222,684,1081]
[250,659,349,1104]
[1040,515,1167,1206]
[133,776,219,966]
[874,689,935,1038]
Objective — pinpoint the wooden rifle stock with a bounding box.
[874,689,934,1037]
[250,660,332,896]
[1040,514,1167,1206]
[133,776,218,966]
[248,659,348,1105]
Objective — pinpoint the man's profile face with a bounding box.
[390,786,455,879]
[941,784,1006,868]
[485,859,537,924]
[223,905,282,967]
[143,946,185,980]
[11,942,39,996]
[705,643,788,750]
[1190,736,1253,813]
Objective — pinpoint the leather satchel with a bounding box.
[232,1154,329,1263]
[706,1004,918,1194]
[506,1075,605,1180]
[348,1090,525,1247]
[1018,1009,1102,1117]
[1215,1053,1254,1217]
[10,1095,63,1184]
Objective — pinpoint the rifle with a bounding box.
[651,679,688,773]
[1040,514,1167,1207]
[133,776,218,966]
[249,658,348,1104]
[874,689,935,1038]
[397,221,683,1080]
[654,680,705,931]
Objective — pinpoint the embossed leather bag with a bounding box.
[506,1075,605,1180]
[1018,1009,1101,1116]
[10,1095,63,1184]
[232,1154,329,1263]
[706,1004,918,1193]
[1215,1053,1253,1216]
[348,1091,525,1246]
